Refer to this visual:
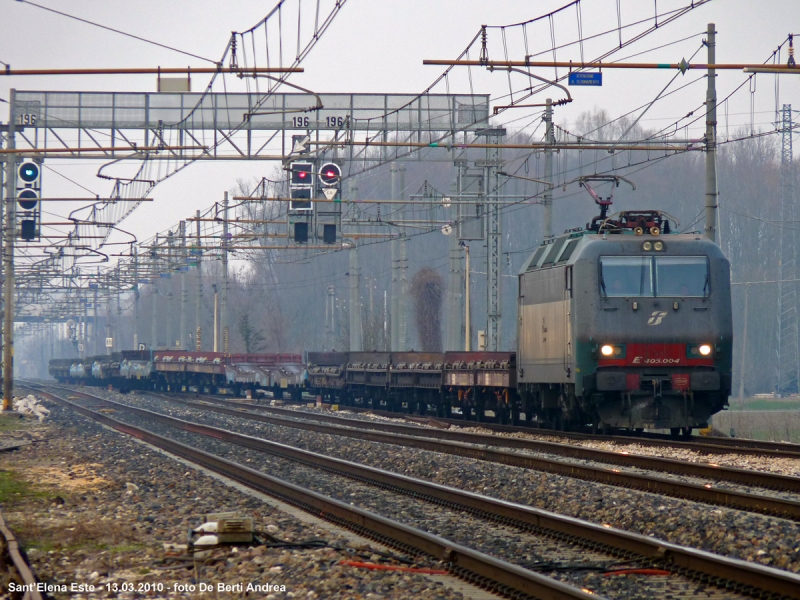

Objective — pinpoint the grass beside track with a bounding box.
[0,413,32,432]
[728,399,800,411]
[0,409,145,561]
[0,414,41,505]
[712,408,800,443]
[0,470,35,504]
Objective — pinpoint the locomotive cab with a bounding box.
[518,215,732,432]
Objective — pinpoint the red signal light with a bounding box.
[290,162,314,186]
[319,162,341,186]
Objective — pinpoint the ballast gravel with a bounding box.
[107,411,753,600]
[117,391,800,574]
[280,403,800,478]
[3,399,466,600]
[215,405,800,502]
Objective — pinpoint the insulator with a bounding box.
[229,33,239,69]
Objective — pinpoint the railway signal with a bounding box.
[291,134,311,155]
[318,162,341,187]
[289,161,313,212]
[290,161,313,185]
[293,222,309,243]
[17,160,41,241]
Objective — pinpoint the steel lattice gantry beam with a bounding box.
[5,90,496,361]
[11,91,490,161]
[4,90,490,313]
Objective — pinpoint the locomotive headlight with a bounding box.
[642,241,653,251]
[599,344,626,357]
[653,241,665,251]
[688,344,714,358]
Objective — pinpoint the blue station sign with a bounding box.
[568,72,602,86]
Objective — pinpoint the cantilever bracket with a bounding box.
[490,66,572,114]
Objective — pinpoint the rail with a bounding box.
[182,394,800,492]
[0,508,43,600]
[330,404,800,459]
[128,392,800,521]
[31,383,800,600]
[29,385,602,600]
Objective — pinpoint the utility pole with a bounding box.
[2,89,16,410]
[398,164,407,351]
[80,291,86,359]
[179,221,187,350]
[115,266,121,352]
[195,210,202,351]
[151,235,158,350]
[0,123,4,383]
[739,283,749,398]
[445,174,463,351]
[383,290,388,351]
[543,98,555,241]
[331,285,338,350]
[92,282,98,356]
[212,283,219,352]
[324,285,331,351]
[349,245,362,351]
[390,163,400,351]
[325,285,336,351]
[105,283,112,356]
[446,230,463,351]
[165,231,174,350]
[222,192,229,353]
[398,238,407,350]
[388,162,408,351]
[133,247,139,350]
[482,128,505,351]
[0,169,3,389]
[464,244,471,351]
[776,103,797,395]
[704,23,718,242]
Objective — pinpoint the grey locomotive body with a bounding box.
[517,225,732,432]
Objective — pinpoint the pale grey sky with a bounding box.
[1,0,798,250]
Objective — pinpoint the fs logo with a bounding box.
[647,311,668,326]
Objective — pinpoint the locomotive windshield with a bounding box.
[600,257,653,296]
[600,256,709,297]
[654,257,709,297]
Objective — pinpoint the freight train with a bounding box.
[48,205,732,434]
[49,350,306,400]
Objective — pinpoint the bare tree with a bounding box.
[238,314,267,353]
[410,267,444,352]
[231,172,285,287]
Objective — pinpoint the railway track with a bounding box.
[132,391,800,521]
[304,402,800,460]
[240,390,799,457]
[27,383,800,600]
[0,508,42,600]
[191,394,800,485]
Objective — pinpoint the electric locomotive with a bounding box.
[517,178,732,433]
